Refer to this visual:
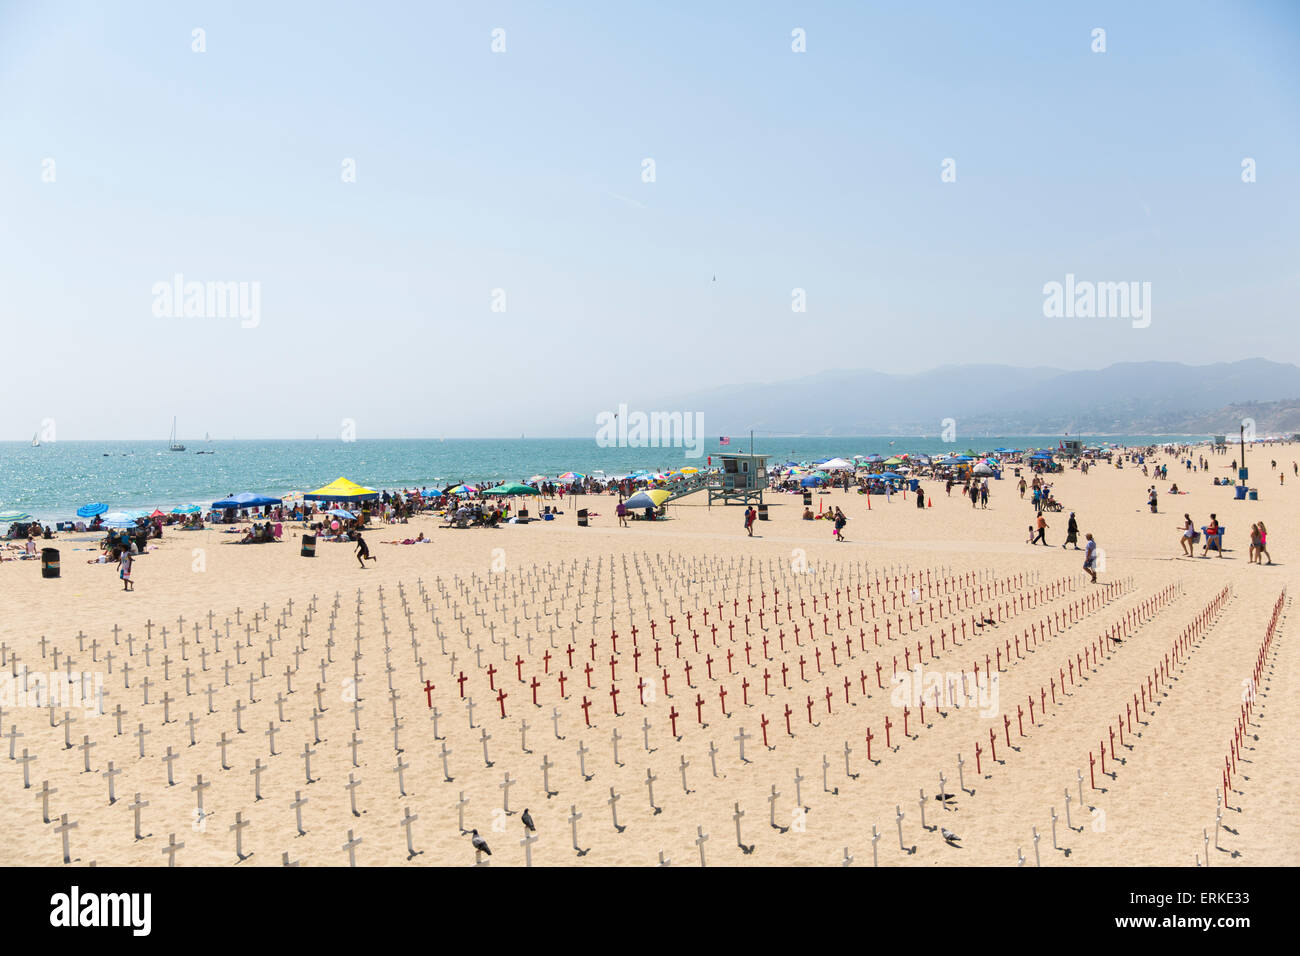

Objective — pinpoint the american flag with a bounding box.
[719,436,730,445]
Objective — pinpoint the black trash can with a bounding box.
[577,509,589,527]
[802,491,812,506]
[301,534,316,558]
[41,547,60,578]
[758,504,769,521]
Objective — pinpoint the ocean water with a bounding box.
[1,436,1206,522]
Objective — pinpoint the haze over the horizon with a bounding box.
[1,1,1297,441]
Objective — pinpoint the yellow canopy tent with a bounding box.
[303,477,379,502]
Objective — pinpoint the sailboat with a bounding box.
[31,431,40,447]
[169,417,186,451]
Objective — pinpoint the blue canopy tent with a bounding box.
[212,492,283,510]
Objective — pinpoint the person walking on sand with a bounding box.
[616,499,628,528]
[1179,513,1195,556]
[119,549,134,591]
[1062,512,1079,549]
[1018,476,1027,499]
[833,508,847,542]
[1202,514,1222,558]
[979,480,989,509]
[1083,533,1098,583]
[1249,523,1261,564]
[744,506,756,537]
[1031,512,1048,546]
[1258,521,1272,564]
[355,532,375,568]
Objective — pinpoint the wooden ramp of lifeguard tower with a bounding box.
[662,472,714,503]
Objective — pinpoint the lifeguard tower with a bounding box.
[707,452,768,507]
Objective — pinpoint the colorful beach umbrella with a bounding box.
[76,502,108,518]
[171,504,202,515]
[624,489,670,510]
[0,510,33,524]
[446,484,479,496]
[557,472,585,481]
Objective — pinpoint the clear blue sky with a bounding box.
[1,0,1297,438]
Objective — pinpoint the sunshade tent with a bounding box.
[624,489,670,510]
[213,492,283,509]
[482,483,539,496]
[76,503,108,518]
[304,478,379,502]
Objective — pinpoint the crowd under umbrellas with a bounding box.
[6,522,1264,868]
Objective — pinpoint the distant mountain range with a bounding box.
[659,359,1300,437]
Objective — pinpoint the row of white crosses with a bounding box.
[7,588,431,866]
[5,600,308,863]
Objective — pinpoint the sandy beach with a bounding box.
[1,453,1295,867]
